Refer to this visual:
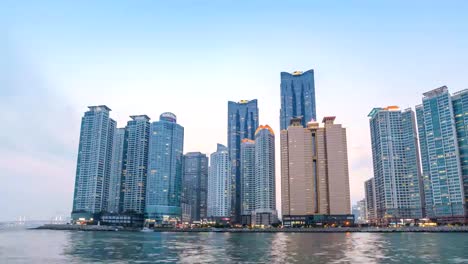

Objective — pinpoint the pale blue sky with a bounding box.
[1,0,467,221]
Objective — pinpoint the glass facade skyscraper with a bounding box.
[280,70,316,130]
[121,115,150,214]
[108,127,125,213]
[146,112,184,223]
[227,99,259,222]
[72,106,115,220]
[417,86,466,219]
[451,89,468,215]
[182,152,208,222]
[368,107,423,220]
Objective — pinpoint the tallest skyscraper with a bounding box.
[228,99,259,223]
[280,70,316,130]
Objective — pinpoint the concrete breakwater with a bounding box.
[35,224,124,231]
[154,226,468,233]
[34,224,468,233]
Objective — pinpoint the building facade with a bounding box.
[280,70,316,130]
[108,127,125,213]
[451,89,468,218]
[72,106,116,221]
[368,106,424,221]
[417,86,466,221]
[364,178,377,223]
[146,113,184,224]
[253,125,277,225]
[207,144,231,218]
[281,117,351,226]
[182,152,209,222]
[227,99,259,223]
[240,139,256,216]
[121,115,150,214]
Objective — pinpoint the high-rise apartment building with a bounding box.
[72,106,115,221]
[121,115,150,214]
[240,139,255,216]
[281,117,351,226]
[227,99,259,222]
[108,127,125,213]
[452,89,468,217]
[146,113,184,224]
[207,144,231,218]
[280,70,316,130]
[182,152,209,222]
[364,178,377,223]
[240,126,277,226]
[253,125,277,225]
[368,106,424,221]
[417,86,466,220]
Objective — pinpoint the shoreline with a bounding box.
[34,224,468,233]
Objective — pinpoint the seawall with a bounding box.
[34,224,468,233]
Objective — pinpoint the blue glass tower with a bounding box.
[72,105,115,221]
[146,112,184,224]
[280,70,316,130]
[108,127,125,213]
[451,89,468,215]
[227,99,259,223]
[416,86,465,219]
[182,152,209,222]
[121,115,150,214]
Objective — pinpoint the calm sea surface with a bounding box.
[1,227,468,263]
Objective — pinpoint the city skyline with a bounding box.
[2,1,468,222]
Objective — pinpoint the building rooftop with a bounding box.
[281,69,314,77]
[160,112,177,123]
[241,138,255,144]
[255,125,274,136]
[130,115,150,121]
[322,116,336,124]
[452,89,468,97]
[88,105,111,112]
[289,116,303,127]
[368,106,400,118]
[422,86,448,98]
[228,99,257,105]
[216,144,227,152]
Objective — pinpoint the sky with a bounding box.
[1,0,467,221]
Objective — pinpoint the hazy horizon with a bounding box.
[1,0,468,221]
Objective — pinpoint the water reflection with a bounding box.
[1,228,467,263]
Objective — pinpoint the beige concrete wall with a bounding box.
[281,126,315,216]
[281,120,351,217]
[325,124,351,214]
[316,128,329,214]
[280,130,290,215]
